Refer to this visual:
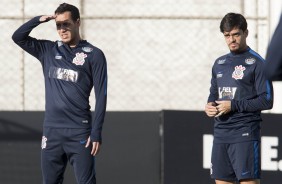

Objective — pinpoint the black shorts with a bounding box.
[211,141,260,181]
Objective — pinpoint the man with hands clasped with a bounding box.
[205,13,273,184]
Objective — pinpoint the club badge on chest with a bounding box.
[232,65,246,80]
[73,52,87,66]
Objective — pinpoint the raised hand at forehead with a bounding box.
[39,15,57,22]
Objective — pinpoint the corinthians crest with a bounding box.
[41,136,47,149]
[73,52,87,66]
[232,65,246,80]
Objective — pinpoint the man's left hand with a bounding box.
[215,100,231,117]
[85,137,100,156]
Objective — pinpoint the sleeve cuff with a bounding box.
[231,100,237,112]
[90,129,102,144]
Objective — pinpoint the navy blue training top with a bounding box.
[208,47,273,143]
[265,14,282,81]
[12,16,107,143]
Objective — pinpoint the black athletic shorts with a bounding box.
[211,141,260,181]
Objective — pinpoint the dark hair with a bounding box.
[55,3,80,21]
[220,13,247,33]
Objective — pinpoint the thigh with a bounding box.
[41,128,67,184]
[230,141,260,181]
[211,143,237,182]
[215,180,236,184]
[64,129,96,184]
[240,179,260,184]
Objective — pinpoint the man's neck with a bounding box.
[69,36,82,48]
[231,46,249,54]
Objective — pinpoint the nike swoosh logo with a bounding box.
[241,171,250,176]
[80,140,87,144]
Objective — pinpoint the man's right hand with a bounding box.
[39,15,56,22]
[205,102,218,117]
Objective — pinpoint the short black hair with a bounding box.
[55,3,80,21]
[220,13,247,33]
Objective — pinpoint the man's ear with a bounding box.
[76,18,80,26]
[244,29,249,37]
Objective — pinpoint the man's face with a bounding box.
[55,11,79,45]
[223,27,248,52]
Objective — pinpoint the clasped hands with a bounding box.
[205,101,231,117]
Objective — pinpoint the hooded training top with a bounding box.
[12,16,107,143]
[207,47,273,143]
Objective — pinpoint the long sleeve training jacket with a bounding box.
[12,16,107,143]
[208,47,273,143]
[265,14,282,81]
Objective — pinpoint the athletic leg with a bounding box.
[215,180,236,184]
[230,141,260,182]
[70,150,95,184]
[211,143,237,183]
[64,129,95,184]
[240,179,260,184]
[41,128,68,184]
